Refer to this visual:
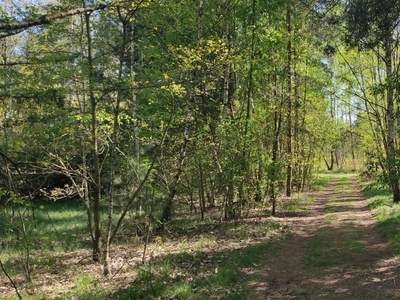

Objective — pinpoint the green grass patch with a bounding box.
[279,196,315,212]
[325,175,354,213]
[304,225,364,270]
[297,288,309,296]
[235,240,278,267]
[52,273,105,300]
[110,239,281,300]
[362,185,400,256]
[312,172,356,191]
[0,188,289,298]
[312,176,330,191]
[334,175,352,186]
[0,199,90,253]
[306,175,364,270]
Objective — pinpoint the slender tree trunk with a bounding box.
[82,155,94,242]
[221,0,234,117]
[197,156,206,220]
[159,97,192,225]
[125,18,141,216]
[270,129,280,216]
[232,0,256,218]
[103,8,129,276]
[348,104,356,169]
[269,75,282,216]
[364,98,387,173]
[75,59,95,245]
[293,40,301,191]
[286,3,293,197]
[244,0,256,138]
[299,76,308,190]
[83,4,101,262]
[159,0,202,226]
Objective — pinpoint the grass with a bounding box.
[312,171,358,191]
[362,184,400,256]
[297,288,309,296]
[0,199,92,284]
[108,242,279,299]
[304,225,364,270]
[0,172,340,299]
[0,195,292,299]
[107,221,288,300]
[304,174,365,270]
[279,196,315,212]
[312,176,330,191]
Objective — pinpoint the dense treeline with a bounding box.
[1,0,400,276]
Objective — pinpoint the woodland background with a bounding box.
[1,0,400,298]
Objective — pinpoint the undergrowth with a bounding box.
[0,174,328,299]
[109,239,285,300]
[362,184,400,256]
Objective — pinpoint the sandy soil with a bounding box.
[246,175,400,299]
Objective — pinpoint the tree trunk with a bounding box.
[221,0,234,117]
[384,39,400,203]
[269,75,282,216]
[159,84,193,225]
[348,103,356,169]
[83,5,101,262]
[197,156,206,220]
[286,3,293,197]
[103,7,131,276]
[159,110,191,224]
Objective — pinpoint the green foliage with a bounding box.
[0,195,37,282]
[0,0,381,296]
[363,185,400,256]
[346,0,400,49]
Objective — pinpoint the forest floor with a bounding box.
[246,174,400,300]
[1,173,400,299]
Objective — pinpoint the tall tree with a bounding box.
[346,0,400,202]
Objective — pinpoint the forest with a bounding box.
[1,0,400,299]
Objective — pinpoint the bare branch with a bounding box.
[0,259,22,300]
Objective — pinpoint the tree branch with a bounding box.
[0,259,22,300]
[0,3,107,38]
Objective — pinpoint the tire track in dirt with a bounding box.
[245,175,400,299]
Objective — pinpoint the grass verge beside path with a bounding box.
[362,182,400,256]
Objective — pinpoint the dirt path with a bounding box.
[246,174,400,299]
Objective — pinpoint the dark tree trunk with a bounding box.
[384,38,400,203]
[286,3,293,197]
